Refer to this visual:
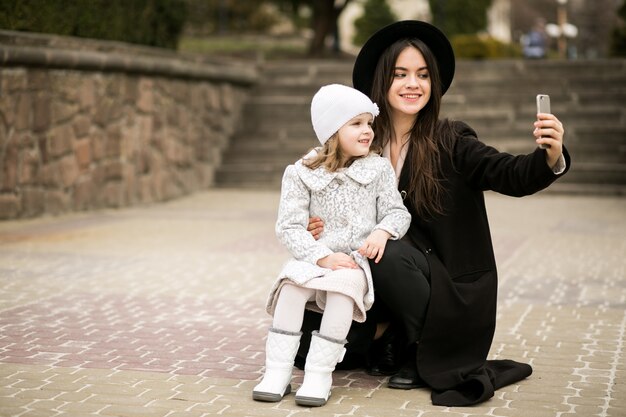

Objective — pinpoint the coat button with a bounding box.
[425,248,432,254]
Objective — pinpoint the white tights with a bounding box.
[272,284,354,341]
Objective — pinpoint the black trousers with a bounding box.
[297,239,431,368]
[369,239,431,345]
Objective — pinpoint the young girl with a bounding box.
[252,84,411,407]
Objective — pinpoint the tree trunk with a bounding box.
[307,0,351,57]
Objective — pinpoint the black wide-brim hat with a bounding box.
[352,20,455,97]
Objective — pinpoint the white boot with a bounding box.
[295,331,346,407]
[252,328,302,402]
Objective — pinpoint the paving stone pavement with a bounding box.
[0,189,624,417]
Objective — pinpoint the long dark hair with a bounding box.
[370,38,454,217]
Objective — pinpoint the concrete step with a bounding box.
[216,59,626,194]
[560,163,626,185]
[215,160,626,190]
[453,59,626,80]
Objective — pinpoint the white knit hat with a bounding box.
[311,84,380,145]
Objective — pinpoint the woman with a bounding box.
[301,20,570,406]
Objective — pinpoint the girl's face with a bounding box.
[387,46,431,118]
[337,113,375,160]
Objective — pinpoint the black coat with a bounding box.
[399,121,571,405]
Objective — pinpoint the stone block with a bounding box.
[104,161,124,181]
[32,93,51,132]
[93,97,113,126]
[136,150,150,174]
[137,115,153,146]
[1,138,18,191]
[138,176,154,203]
[73,178,94,210]
[103,182,124,207]
[123,165,137,205]
[15,93,32,131]
[0,193,20,219]
[27,70,50,90]
[44,190,70,215]
[80,78,96,110]
[220,84,234,113]
[73,115,91,138]
[170,80,187,103]
[1,68,27,92]
[123,77,139,104]
[20,188,44,217]
[161,176,181,200]
[137,79,154,113]
[196,164,214,188]
[59,154,80,188]
[178,109,190,137]
[205,85,220,111]
[74,139,91,170]
[0,94,15,127]
[19,149,41,186]
[189,85,203,109]
[90,128,106,161]
[39,160,60,188]
[47,123,75,158]
[166,105,180,127]
[17,132,36,148]
[105,125,122,158]
[91,165,106,191]
[52,100,80,125]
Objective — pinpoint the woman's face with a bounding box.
[387,46,431,118]
[337,113,375,160]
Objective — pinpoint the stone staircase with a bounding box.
[215,59,626,195]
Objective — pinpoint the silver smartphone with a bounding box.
[536,94,551,149]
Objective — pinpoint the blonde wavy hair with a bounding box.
[303,134,381,172]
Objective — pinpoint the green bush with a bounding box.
[452,34,522,59]
[0,0,187,49]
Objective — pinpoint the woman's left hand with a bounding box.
[534,113,564,169]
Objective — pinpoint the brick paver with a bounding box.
[0,189,624,416]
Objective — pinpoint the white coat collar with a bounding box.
[294,148,381,191]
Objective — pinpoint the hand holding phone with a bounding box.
[536,94,551,149]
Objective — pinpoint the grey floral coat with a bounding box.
[266,149,411,315]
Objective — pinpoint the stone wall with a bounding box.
[0,31,258,219]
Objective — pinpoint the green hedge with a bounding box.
[452,34,522,59]
[0,0,187,49]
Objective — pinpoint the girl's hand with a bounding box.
[358,229,392,263]
[307,217,324,240]
[317,253,358,270]
[534,113,565,169]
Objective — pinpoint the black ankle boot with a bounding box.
[366,325,403,376]
[388,344,426,390]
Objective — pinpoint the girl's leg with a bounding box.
[272,284,315,333]
[319,291,355,340]
[253,284,313,402]
[296,291,354,407]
